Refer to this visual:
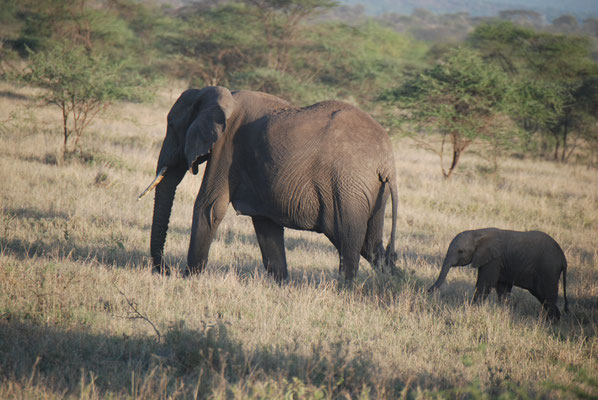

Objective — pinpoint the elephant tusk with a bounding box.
[137,166,168,201]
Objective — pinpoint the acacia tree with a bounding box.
[20,44,150,158]
[381,47,516,178]
[242,0,337,73]
[470,22,598,162]
[156,2,258,87]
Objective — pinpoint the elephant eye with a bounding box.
[458,249,464,253]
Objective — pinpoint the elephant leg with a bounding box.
[543,282,561,320]
[327,232,363,281]
[496,281,513,302]
[543,302,561,321]
[339,242,363,283]
[530,285,560,321]
[186,194,228,276]
[361,241,386,272]
[335,222,367,283]
[328,195,369,282]
[362,184,397,274]
[472,263,500,303]
[473,286,492,303]
[360,200,389,273]
[252,217,288,282]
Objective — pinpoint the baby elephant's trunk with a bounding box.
[428,260,451,292]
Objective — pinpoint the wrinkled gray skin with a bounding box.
[150,86,398,282]
[428,228,568,320]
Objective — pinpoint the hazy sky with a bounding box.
[337,0,598,20]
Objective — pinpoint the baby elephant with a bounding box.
[428,228,569,320]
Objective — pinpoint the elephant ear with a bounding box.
[471,237,500,268]
[185,86,236,174]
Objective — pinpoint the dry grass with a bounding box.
[0,81,597,399]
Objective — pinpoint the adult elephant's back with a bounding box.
[232,99,396,241]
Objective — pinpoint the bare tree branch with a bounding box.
[112,281,162,342]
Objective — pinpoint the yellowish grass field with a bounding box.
[0,82,597,399]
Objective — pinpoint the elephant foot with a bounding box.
[266,268,288,284]
[339,276,356,288]
[368,251,398,277]
[384,258,399,277]
[543,304,561,322]
[152,261,171,276]
[385,251,398,268]
[183,262,206,277]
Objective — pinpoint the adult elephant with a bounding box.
[140,86,398,282]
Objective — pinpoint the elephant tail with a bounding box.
[562,258,569,313]
[384,172,398,265]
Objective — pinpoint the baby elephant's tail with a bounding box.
[562,259,569,313]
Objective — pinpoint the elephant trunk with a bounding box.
[150,166,186,273]
[428,259,452,292]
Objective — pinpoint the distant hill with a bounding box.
[336,0,598,21]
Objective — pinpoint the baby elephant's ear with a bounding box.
[471,237,499,268]
[185,86,236,174]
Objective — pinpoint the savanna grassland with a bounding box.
[0,81,597,399]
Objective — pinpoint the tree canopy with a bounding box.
[1,1,597,170]
[18,43,152,156]
[470,21,598,162]
[381,47,517,177]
